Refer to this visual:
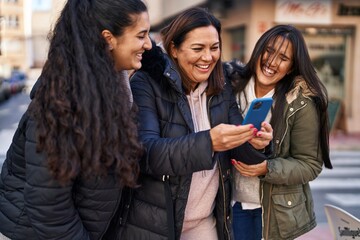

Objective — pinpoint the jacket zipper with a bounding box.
[218,161,231,239]
[265,102,307,238]
[99,187,123,239]
[260,181,264,239]
[277,103,307,154]
[264,184,273,240]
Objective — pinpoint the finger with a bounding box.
[228,133,254,144]
[248,138,266,149]
[230,124,256,136]
[236,160,251,169]
[261,122,273,133]
[256,132,272,141]
[231,160,243,172]
[224,129,256,148]
[211,124,255,151]
[259,123,267,132]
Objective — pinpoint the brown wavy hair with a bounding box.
[160,7,224,96]
[28,0,147,186]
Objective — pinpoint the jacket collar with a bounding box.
[140,40,184,94]
[286,76,314,104]
[162,54,184,94]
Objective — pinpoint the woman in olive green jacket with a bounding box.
[229,25,333,240]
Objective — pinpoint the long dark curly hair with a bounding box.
[28,0,147,186]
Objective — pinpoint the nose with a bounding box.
[144,35,152,50]
[201,49,212,61]
[268,54,281,67]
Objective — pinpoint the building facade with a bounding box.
[0,0,66,76]
[0,0,31,78]
[146,0,360,134]
[31,0,66,67]
[1,0,358,133]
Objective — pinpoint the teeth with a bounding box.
[197,65,209,69]
[264,67,274,74]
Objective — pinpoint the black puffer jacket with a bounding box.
[120,42,268,240]
[0,87,126,240]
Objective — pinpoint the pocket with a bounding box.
[272,192,310,238]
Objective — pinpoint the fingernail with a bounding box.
[257,132,262,137]
[231,159,236,165]
[249,124,254,129]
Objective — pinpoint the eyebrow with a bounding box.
[280,52,291,60]
[190,42,220,47]
[137,29,148,35]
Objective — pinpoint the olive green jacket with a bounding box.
[260,77,324,240]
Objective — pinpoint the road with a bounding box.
[1,89,360,228]
[310,151,360,223]
[0,91,31,163]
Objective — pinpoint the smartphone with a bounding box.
[242,98,273,130]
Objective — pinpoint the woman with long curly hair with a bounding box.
[0,0,151,239]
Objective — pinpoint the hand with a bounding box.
[231,159,268,177]
[210,123,256,152]
[248,122,273,150]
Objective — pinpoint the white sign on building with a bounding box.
[275,0,332,24]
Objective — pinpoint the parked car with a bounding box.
[0,77,11,103]
[4,70,27,94]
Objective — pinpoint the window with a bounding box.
[4,0,19,3]
[4,15,19,28]
[303,27,354,100]
[229,26,246,63]
[32,0,52,11]
[3,39,22,53]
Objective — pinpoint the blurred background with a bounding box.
[0,0,359,239]
[1,0,360,134]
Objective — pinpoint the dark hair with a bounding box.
[28,0,148,186]
[160,7,224,96]
[232,24,332,169]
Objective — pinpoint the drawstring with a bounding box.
[188,83,209,177]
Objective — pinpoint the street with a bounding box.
[310,151,360,223]
[0,91,31,163]
[1,88,360,231]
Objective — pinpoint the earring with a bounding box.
[109,45,113,51]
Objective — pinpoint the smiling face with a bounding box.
[170,25,220,89]
[103,11,151,71]
[255,36,293,97]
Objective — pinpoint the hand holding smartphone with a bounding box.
[242,98,273,130]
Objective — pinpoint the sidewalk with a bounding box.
[296,132,360,239]
[296,223,333,240]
